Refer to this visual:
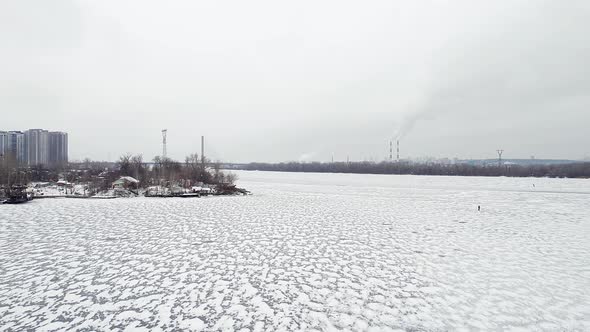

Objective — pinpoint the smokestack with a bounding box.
[201,136,205,166]
[397,140,400,161]
[389,141,393,162]
[161,129,167,158]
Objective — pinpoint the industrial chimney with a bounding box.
[201,136,205,167]
[389,140,393,162]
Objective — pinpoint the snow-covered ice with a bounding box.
[1,171,589,331]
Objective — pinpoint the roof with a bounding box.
[113,176,139,185]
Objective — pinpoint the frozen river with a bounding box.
[1,171,589,331]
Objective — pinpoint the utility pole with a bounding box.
[397,140,400,161]
[162,129,167,158]
[496,149,504,167]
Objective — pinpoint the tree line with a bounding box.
[114,153,237,188]
[0,153,238,191]
[242,161,590,178]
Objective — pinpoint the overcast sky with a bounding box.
[1,0,589,162]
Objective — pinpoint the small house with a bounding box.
[112,176,140,189]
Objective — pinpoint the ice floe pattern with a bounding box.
[0,172,589,331]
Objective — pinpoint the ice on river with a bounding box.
[1,171,589,331]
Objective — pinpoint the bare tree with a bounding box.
[184,153,200,184]
[131,154,145,184]
[118,154,133,176]
[225,172,238,185]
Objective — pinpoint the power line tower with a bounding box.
[162,129,168,158]
[496,149,504,167]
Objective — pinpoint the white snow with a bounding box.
[0,171,589,331]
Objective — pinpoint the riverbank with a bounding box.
[238,161,590,178]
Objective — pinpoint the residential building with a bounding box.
[48,131,68,166]
[8,131,26,164]
[0,129,68,166]
[0,131,7,157]
[25,129,49,166]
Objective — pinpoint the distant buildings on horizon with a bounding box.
[0,129,68,166]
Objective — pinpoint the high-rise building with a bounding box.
[8,131,26,164]
[0,129,68,166]
[0,131,8,157]
[48,131,68,166]
[25,129,49,166]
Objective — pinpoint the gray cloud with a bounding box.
[1,0,589,162]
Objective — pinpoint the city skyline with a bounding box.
[0,129,68,166]
[1,127,588,164]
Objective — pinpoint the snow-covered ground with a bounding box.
[31,184,88,197]
[0,171,589,331]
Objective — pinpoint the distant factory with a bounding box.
[0,129,68,167]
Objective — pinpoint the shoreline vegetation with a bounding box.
[240,161,590,179]
[0,153,248,201]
